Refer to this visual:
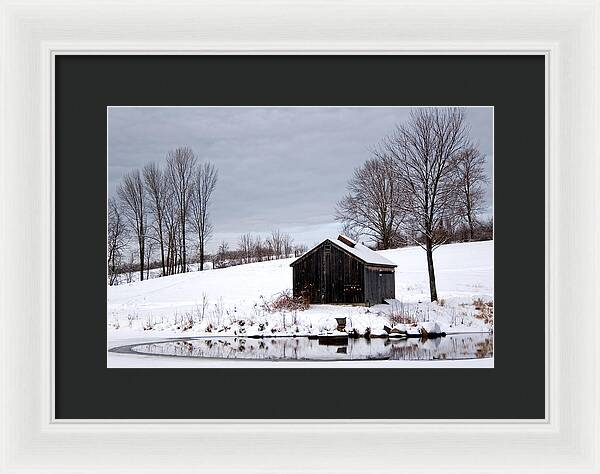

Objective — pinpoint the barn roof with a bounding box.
[290,235,397,268]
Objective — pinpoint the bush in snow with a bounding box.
[208,298,226,327]
[317,317,336,333]
[474,298,494,325]
[193,293,210,322]
[387,300,418,325]
[261,290,309,313]
[142,316,154,330]
[126,314,137,328]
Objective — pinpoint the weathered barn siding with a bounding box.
[292,243,365,304]
[363,266,396,305]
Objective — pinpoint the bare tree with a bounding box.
[267,229,284,259]
[125,252,135,284]
[282,233,294,259]
[454,147,488,240]
[387,107,470,301]
[190,161,218,271]
[293,243,308,257]
[117,169,146,281]
[107,197,127,285]
[215,240,229,268]
[339,222,361,243]
[238,233,253,264]
[144,239,155,280]
[143,162,168,275]
[166,147,196,273]
[253,236,265,262]
[162,182,179,276]
[478,217,494,241]
[335,155,404,249]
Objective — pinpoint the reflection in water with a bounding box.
[128,334,493,361]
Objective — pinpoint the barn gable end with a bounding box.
[292,242,365,304]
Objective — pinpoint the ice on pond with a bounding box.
[120,333,493,361]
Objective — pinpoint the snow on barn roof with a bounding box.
[330,235,397,267]
[291,235,397,267]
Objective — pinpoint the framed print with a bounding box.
[1,1,599,473]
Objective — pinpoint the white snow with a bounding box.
[290,236,396,268]
[107,240,494,367]
[328,236,396,267]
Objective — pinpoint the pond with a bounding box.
[110,333,493,361]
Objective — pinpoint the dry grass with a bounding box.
[388,301,418,325]
[261,290,310,313]
[474,298,494,325]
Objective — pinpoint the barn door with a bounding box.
[321,243,331,303]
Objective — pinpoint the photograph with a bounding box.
[106,106,494,368]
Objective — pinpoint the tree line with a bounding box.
[335,107,492,302]
[212,230,308,269]
[107,147,310,284]
[108,146,218,285]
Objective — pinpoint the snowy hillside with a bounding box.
[108,240,494,340]
[379,240,493,302]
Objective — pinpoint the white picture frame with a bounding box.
[1,0,598,472]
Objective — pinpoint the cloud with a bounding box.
[108,106,493,251]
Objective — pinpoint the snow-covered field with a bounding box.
[108,240,494,367]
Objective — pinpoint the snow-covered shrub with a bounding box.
[317,317,336,333]
[142,316,154,330]
[208,298,226,326]
[180,312,193,331]
[127,314,136,328]
[250,302,265,322]
[193,293,209,323]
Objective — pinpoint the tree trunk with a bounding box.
[381,229,390,250]
[467,213,474,241]
[158,221,166,276]
[181,216,186,272]
[165,235,171,276]
[199,240,205,271]
[425,238,437,302]
[109,253,116,286]
[139,242,144,282]
[159,239,166,276]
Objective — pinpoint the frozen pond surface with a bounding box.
[110,333,493,361]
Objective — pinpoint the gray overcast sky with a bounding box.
[108,107,493,253]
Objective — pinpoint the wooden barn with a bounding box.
[290,235,397,305]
